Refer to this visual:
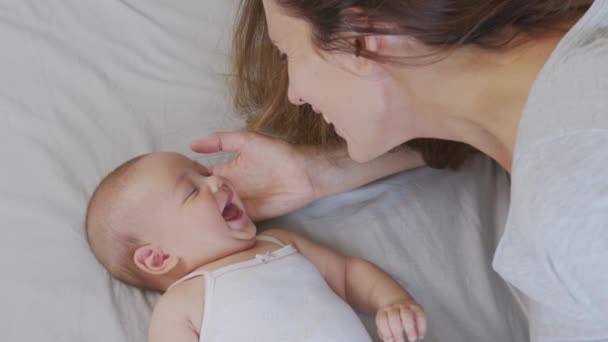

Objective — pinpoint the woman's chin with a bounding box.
[347,139,396,163]
[347,146,377,163]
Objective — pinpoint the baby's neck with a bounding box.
[199,239,283,271]
[162,239,284,291]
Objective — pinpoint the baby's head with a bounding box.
[86,152,257,291]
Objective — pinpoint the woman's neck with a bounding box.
[394,28,574,172]
[471,33,567,171]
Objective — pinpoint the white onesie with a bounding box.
[169,236,372,342]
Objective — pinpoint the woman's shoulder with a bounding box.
[515,33,608,158]
[522,0,608,123]
[561,0,608,60]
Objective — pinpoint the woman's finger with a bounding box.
[191,131,249,154]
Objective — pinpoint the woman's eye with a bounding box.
[279,52,288,61]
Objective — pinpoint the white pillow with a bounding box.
[0,1,241,341]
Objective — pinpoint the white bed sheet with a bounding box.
[0,1,527,341]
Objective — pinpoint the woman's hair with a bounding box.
[232,0,590,169]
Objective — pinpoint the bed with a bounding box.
[0,1,528,341]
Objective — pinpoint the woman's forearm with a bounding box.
[303,145,425,201]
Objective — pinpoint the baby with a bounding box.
[85,151,426,342]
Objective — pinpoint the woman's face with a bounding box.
[262,0,442,162]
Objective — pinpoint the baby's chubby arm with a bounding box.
[148,283,201,342]
[263,229,426,342]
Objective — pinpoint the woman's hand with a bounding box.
[192,131,424,221]
[191,131,317,221]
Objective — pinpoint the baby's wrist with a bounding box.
[376,295,417,310]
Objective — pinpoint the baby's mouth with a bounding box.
[221,191,243,222]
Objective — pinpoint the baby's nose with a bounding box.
[207,176,228,193]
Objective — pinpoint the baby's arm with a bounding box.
[148,286,199,342]
[263,229,426,342]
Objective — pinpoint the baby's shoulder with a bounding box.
[155,276,206,332]
[160,275,206,306]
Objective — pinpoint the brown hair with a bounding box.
[85,155,151,289]
[232,0,590,169]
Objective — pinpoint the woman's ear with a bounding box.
[133,245,178,276]
[361,35,381,55]
[339,34,400,77]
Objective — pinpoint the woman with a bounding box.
[192,0,608,340]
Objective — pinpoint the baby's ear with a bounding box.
[133,245,178,275]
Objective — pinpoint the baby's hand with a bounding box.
[376,301,426,342]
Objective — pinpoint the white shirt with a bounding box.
[169,236,372,342]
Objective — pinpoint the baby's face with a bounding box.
[129,152,257,267]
